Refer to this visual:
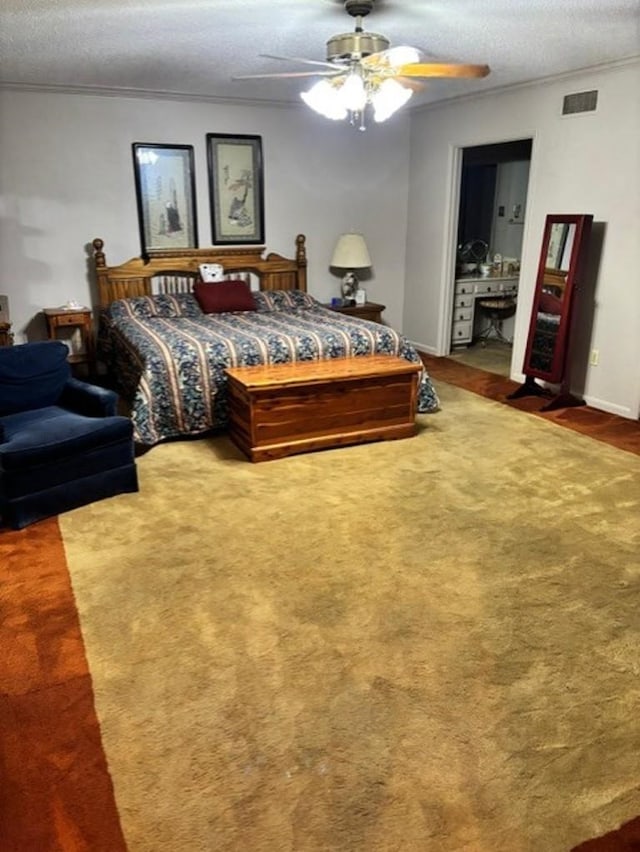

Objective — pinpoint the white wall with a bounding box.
[405,60,640,419]
[491,160,529,260]
[0,89,411,339]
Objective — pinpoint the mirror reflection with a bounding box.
[545,222,575,272]
[529,223,577,372]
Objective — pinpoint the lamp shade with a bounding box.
[331,233,372,269]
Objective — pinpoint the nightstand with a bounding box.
[43,307,94,372]
[326,301,386,323]
[0,322,13,346]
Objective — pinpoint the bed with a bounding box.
[93,235,439,446]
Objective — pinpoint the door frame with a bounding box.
[439,135,537,371]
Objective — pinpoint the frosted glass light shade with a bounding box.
[372,79,412,122]
[300,81,347,120]
[339,74,367,112]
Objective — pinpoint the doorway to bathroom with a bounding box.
[448,138,533,377]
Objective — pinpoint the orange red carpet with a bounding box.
[1,518,126,851]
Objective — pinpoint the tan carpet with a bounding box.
[59,381,640,852]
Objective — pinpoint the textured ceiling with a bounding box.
[1,0,639,108]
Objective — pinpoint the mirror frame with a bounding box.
[522,213,593,384]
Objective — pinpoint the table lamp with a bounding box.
[331,233,372,304]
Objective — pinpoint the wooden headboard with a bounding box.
[542,267,568,296]
[92,235,307,308]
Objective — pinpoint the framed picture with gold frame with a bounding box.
[206,133,265,245]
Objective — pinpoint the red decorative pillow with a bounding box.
[538,292,564,315]
[193,280,257,313]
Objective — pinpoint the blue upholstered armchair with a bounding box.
[0,341,138,530]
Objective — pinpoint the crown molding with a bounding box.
[0,81,297,109]
[409,54,640,114]
[2,55,638,113]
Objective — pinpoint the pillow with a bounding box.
[107,293,202,320]
[193,280,257,313]
[539,292,563,315]
[254,289,317,312]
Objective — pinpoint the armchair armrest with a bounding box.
[59,377,119,417]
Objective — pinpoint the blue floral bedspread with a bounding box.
[98,290,439,445]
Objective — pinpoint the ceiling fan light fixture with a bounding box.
[371,78,413,122]
[301,71,410,127]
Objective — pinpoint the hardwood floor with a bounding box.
[421,354,640,456]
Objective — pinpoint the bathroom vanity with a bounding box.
[450,274,519,347]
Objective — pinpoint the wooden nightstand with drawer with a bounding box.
[326,301,386,323]
[43,307,94,372]
[0,322,13,347]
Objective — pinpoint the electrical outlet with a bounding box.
[589,349,599,366]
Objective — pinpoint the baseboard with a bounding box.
[581,395,635,420]
[409,341,439,356]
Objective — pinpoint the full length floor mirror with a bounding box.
[509,213,593,410]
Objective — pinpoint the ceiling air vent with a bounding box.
[562,90,598,115]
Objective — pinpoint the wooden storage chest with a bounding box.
[225,354,421,462]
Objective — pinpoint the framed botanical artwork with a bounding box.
[132,143,198,256]
[206,133,265,245]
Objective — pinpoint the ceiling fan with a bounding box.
[232,0,490,128]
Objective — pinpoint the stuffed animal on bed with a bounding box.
[199,263,225,283]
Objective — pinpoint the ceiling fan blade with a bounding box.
[395,77,425,92]
[362,45,422,68]
[397,62,490,79]
[232,70,341,80]
[259,54,339,70]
